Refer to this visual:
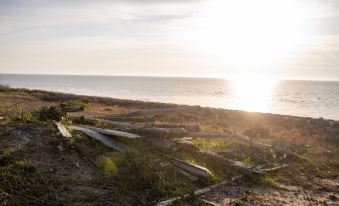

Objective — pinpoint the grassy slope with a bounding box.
[0,87,338,205]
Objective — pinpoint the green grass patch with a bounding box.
[262,176,279,188]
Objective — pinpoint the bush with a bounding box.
[37,106,66,121]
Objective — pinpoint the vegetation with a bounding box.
[37,105,66,121]
[0,88,338,205]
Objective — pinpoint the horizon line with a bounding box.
[0,72,338,82]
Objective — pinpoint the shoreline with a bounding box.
[1,85,336,121]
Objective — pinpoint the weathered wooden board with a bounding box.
[70,126,131,152]
[55,122,72,139]
[83,125,141,139]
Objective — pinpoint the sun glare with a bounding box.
[229,77,278,112]
[186,0,316,74]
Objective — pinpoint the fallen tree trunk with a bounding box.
[175,166,199,181]
[83,125,141,139]
[70,126,132,152]
[199,198,221,206]
[55,122,72,139]
[151,124,200,133]
[110,106,191,118]
[199,149,287,175]
[156,175,242,206]
[164,155,212,178]
[87,118,188,138]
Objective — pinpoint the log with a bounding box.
[156,175,242,206]
[175,166,199,181]
[199,149,287,175]
[61,106,84,112]
[259,164,288,172]
[174,139,200,152]
[70,126,131,152]
[165,155,212,178]
[55,122,72,139]
[199,199,221,206]
[90,118,188,138]
[111,106,191,118]
[83,125,141,139]
[151,124,200,133]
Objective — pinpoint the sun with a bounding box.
[185,0,316,76]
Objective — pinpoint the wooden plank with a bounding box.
[55,122,72,139]
[70,126,132,152]
[165,155,212,178]
[83,125,141,139]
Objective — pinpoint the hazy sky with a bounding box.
[0,0,339,80]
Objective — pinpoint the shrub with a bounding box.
[37,106,66,121]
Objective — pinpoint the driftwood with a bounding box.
[156,175,242,206]
[199,198,221,206]
[83,125,141,139]
[111,106,191,118]
[174,139,200,152]
[199,149,287,175]
[165,155,212,178]
[151,124,200,133]
[70,126,131,152]
[55,122,72,139]
[175,167,199,181]
[61,106,84,112]
[88,118,188,138]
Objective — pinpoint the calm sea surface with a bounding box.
[1,74,339,120]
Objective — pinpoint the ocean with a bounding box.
[1,74,339,120]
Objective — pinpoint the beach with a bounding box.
[0,86,338,205]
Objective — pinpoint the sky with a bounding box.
[0,0,339,80]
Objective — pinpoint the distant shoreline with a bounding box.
[0,84,337,121]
